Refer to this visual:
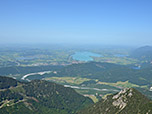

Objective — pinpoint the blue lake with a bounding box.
[132,66,141,70]
[72,52,102,62]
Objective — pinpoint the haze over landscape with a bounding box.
[1,0,152,114]
[0,0,152,46]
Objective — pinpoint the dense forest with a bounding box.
[0,76,93,114]
[0,76,17,89]
[46,62,152,85]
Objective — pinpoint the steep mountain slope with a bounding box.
[78,88,152,114]
[0,76,17,89]
[0,76,93,114]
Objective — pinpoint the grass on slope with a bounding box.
[98,81,140,88]
[44,77,91,85]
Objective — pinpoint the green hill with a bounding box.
[46,62,152,85]
[130,46,152,62]
[78,88,152,114]
[0,76,93,114]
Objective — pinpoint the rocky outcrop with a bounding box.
[78,88,152,114]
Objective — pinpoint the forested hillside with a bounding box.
[78,88,152,114]
[0,76,93,114]
[47,62,152,85]
[130,46,152,61]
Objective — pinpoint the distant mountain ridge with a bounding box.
[0,76,93,114]
[78,88,152,114]
[130,46,152,61]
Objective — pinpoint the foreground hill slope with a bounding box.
[78,88,152,114]
[0,76,93,114]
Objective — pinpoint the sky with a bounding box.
[0,0,152,46]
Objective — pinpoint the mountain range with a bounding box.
[0,76,152,114]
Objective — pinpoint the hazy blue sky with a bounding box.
[0,0,152,46]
